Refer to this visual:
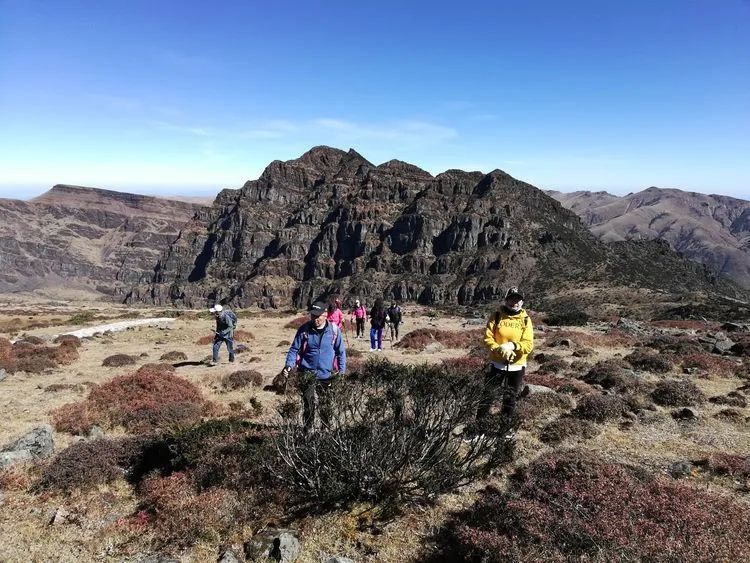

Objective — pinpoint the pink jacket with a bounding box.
[327,308,344,328]
[351,306,366,320]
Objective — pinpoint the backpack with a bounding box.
[371,308,387,328]
[296,322,341,371]
[223,310,238,327]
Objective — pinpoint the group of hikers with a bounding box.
[209,287,533,433]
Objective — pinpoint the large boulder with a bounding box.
[245,529,302,562]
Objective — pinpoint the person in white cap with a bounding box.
[209,304,235,366]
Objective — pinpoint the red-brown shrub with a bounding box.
[435,450,750,561]
[138,472,239,547]
[573,393,624,422]
[102,354,137,367]
[538,358,568,374]
[13,354,58,374]
[195,334,214,345]
[516,393,573,426]
[53,341,79,365]
[51,370,213,434]
[233,330,255,341]
[681,353,741,377]
[652,379,706,406]
[396,328,482,351]
[221,370,263,391]
[704,453,750,480]
[539,416,600,444]
[582,359,641,391]
[441,356,485,375]
[135,363,176,376]
[557,380,597,395]
[39,437,148,493]
[651,319,720,331]
[53,334,81,347]
[624,349,674,373]
[284,315,309,329]
[524,372,567,390]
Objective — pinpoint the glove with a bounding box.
[282,366,292,376]
[499,342,516,353]
[499,348,515,362]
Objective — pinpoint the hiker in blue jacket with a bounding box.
[283,301,347,432]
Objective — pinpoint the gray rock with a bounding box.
[49,506,70,526]
[88,425,105,439]
[668,460,694,478]
[218,548,241,563]
[2,424,54,458]
[136,556,181,563]
[326,558,356,563]
[0,368,6,382]
[524,384,555,395]
[423,342,444,353]
[713,337,735,354]
[245,530,301,563]
[721,322,747,332]
[683,367,700,375]
[463,318,486,326]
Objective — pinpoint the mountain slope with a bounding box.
[132,147,745,309]
[547,187,750,288]
[0,185,208,295]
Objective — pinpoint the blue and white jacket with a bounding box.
[285,320,347,379]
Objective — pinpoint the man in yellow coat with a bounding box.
[479,286,534,419]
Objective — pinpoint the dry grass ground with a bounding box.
[0,303,749,562]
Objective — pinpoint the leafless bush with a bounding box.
[102,354,137,367]
[271,358,514,511]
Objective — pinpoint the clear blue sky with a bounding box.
[1,0,748,199]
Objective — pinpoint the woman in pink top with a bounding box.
[327,299,345,329]
[350,299,367,339]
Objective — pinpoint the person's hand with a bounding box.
[499,342,515,353]
[282,366,291,376]
[499,348,515,362]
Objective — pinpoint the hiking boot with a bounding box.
[228,356,235,363]
[208,360,217,367]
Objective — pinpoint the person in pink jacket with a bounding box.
[350,299,367,339]
[327,298,345,330]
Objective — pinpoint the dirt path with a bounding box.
[58,317,176,338]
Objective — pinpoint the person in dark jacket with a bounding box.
[283,302,347,432]
[369,297,387,351]
[386,301,403,341]
[209,304,235,366]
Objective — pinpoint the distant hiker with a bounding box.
[209,304,236,366]
[386,301,403,341]
[327,298,345,330]
[478,287,534,420]
[369,298,387,352]
[282,301,347,432]
[351,299,367,339]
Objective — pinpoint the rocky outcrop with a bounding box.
[547,187,750,289]
[0,185,208,296]
[137,147,747,309]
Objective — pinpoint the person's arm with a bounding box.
[484,313,501,352]
[515,316,534,356]
[284,326,305,370]
[334,327,346,375]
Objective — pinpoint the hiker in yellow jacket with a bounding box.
[479,286,534,419]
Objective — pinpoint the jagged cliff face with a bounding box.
[0,185,207,296]
[136,147,744,309]
[547,187,750,289]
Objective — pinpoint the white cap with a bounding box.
[209,304,223,313]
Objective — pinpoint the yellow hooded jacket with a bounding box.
[484,308,534,366]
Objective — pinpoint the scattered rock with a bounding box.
[683,367,700,375]
[699,332,736,355]
[0,368,6,382]
[672,408,698,421]
[549,338,574,348]
[325,558,356,563]
[217,548,241,563]
[721,322,748,332]
[524,384,555,395]
[88,425,105,439]
[49,506,71,526]
[245,529,301,563]
[424,342,444,353]
[668,460,695,478]
[616,317,648,336]
[0,424,54,469]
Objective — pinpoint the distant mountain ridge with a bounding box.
[547,187,750,289]
[124,146,746,309]
[0,184,208,295]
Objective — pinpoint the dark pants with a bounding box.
[389,322,400,340]
[299,373,335,431]
[477,365,525,419]
[355,318,365,337]
[212,335,235,362]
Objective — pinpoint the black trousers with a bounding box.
[477,365,525,418]
[299,373,335,431]
[355,318,365,337]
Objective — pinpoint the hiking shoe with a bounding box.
[208,361,217,367]
[369,348,376,352]
[228,356,236,363]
